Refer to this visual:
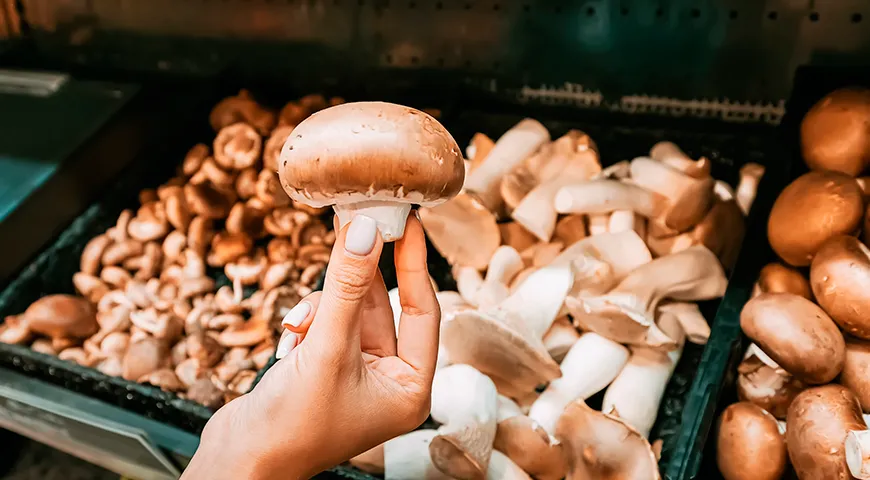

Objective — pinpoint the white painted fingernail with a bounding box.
[282,302,311,328]
[345,215,378,256]
[275,330,299,359]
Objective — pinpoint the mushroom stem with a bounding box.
[385,430,451,480]
[542,316,581,362]
[658,302,710,344]
[650,141,711,178]
[736,163,765,215]
[333,201,412,242]
[487,450,532,480]
[529,332,629,434]
[601,314,686,437]
[846,429,870,479]
[430,364,498,479]
[475,246,524,309]
[587,214,609,235]
[554,180,667,218]
[497,265,574,339]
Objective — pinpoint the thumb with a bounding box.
[306,214,383,349]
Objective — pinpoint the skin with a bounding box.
[183,215,440,479]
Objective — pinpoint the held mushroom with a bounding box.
[801,87,870,176]
[741,292,846,384]
[279,102,465,242]
[716,402,787,480]
[767,170,864,266]
[429,364,498,479]
[810,235,870,338]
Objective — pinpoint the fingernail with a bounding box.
[276,331,299,359]
[345,215,378,256]
[282,302,311,328]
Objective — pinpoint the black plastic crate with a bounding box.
[686,66,867,479]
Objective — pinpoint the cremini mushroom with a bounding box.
[22,295,98,339]
[716,402,787,480]
[754,262,812,299]
[555,400,660,480]
[736,163,765,215]
[187,377,225,409]
[767,170,864,266]
[587,213,609,236]
[741,292,845,384]
[440,266,572,397]
[429,364,498,479]
[463,119,550,213]
[810,235,870,338]
[649,141,711,178]
[736,353,804,419]
[788,384,866,479]
[214,123,261,170]
[80,234,111,275]
[279,102,464,242]
[420,194,501,270]
[529,332,629,434]
[801,87,870,176]
[630,156,715,232]
[209,89,276,136]
[218,318,270,347]
[842,337,870,413]
[139,369,185,392]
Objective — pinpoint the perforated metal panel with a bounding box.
[16,1,870,118]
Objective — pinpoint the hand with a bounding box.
[183,213,441,479]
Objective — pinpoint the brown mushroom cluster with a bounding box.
[717,92,870,480]
[0,90,339,408]
[347,123,760,479]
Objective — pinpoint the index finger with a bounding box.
[395,213,441,377]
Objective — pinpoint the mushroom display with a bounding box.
[1,92,337,408]
[278,102,465,242]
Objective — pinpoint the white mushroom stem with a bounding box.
[385,430,451,480]
[630,156,715,232]
[529,332,630,434]
[430,364,498,478]
[497,395,524,422]
[542,316,581,362]
[454,266,484,305]
[465,119,550,212]
[511,177,580,242]
[496,265,574,339]
[846,429,870,479]
[587,214,609,236]
[476,246,524,309]
[554,180,667,218]
[601,314,686,437]
[487,450,532,480]
[650,141,711,178]
[736,162,765,215]
[333,200,412,242]
[657,302,710,345]
[608,210,637,234]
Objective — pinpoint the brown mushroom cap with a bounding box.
[801,87,870,176]
[757,262,812,300]
[841,337,870,413]
[810,235,870,338]
[555,400,660,480]
[716,402,787,480]
[494,415,565,480]
[278,102,464,208]
[786,384,866,479]
[736,355,804,419]
[740,292,845,384]
[767,171,864,266]
[24,295,98,339]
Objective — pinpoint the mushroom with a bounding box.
[463,119,550,213]
[736,353,804,419]
[457,246,524,308]
[420,194,501,270]
[187,377,225,409]
[801,87,870,176]
[810,235,870,339]
[716,402,787,480]
[209,89,275,136]
[382,430,450,480]
[493,410,565,480]
[429,364,498,479]
[498,222,538,253]
[767,170,864,266]
[741,292,845,384]
[566,246,726,348]
[218,318,270,347]
[754,262,812,299]
[553,215,587,245]
[440,266,573,397]
[554,179,667,220]
[278,102,465,242]
[529,332,629,434]
[541,316,580,362]
[122,337,167,381]
[263,125,295,172]
[649,141,711,178]
[21,295,98,339]
[0,315,32,345]
[555,400,660,479]
[787,384,866,479]
[213,123,261,170]
[600,313,685,437]
[657,301,709,345]
[841,337,870,413]
[80,234,111,275]
[736,163,765,215]
[629,156,715,232]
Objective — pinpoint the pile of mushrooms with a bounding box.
[343,118,762,479]
[0,90,341,408]
[717,89,870,480]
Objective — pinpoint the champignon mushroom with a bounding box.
[278,102,465,242]
[554,179,667,221]
[741,292,845,384]
[841,337,870,413]
[420,194,501,270]
[788,384,866,479]
[736,353,804,419]
[555,399,660,480]
[429,364,498,479]
[716,402,787,480]
[22,295,98,339]
[755,262,812,300]
[767,171,864,266]
[187,377,225,409]
[529,332,629,434]
[810,235,870,338]
[801,87,870,176]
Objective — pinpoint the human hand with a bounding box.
[183,213,441,480]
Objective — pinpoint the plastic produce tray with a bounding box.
[687,66,865,479]
[0,82,781,479]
